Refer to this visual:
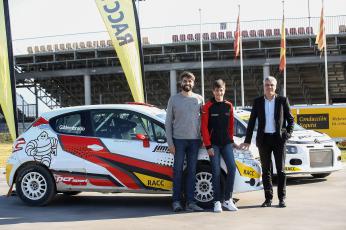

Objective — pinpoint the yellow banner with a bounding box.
[0,0,17,141]
[95,0,144,102]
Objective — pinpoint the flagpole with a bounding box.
[283,0,286,97]
[199,8,205,101]
[239,5,244,107]
[322,0,329,104]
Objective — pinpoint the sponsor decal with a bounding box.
[54,175,87,186]
[285,166,301,172]
[236,160,260,179]
[25,131,58,167]
[297,114,329,129]
[58,125,85,132]
[134,172,172,190]
[152,145,170,153]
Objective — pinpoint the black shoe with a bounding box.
[279,200,286,208]
[261,200,272,207]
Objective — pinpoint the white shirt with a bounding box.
[264,96,276,133]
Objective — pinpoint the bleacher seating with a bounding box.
[298,27,305,35]
[306,27,313,34]
[257,29,265,37]
[203,33,209,40]
[218,31,225,39]
[187,34,194,41]
[242,30,249,38]
[289,28,297,35]
[274,29,280,36]
[172,35,178,42]
[265,29,272,37]
[226,31,233,39]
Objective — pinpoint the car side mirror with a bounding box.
[136,134,150,148]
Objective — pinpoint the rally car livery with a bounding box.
[6,104,262,206]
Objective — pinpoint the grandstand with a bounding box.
[13,16,346,113]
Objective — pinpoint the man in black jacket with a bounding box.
[240,76,294,208]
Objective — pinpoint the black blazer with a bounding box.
[244,95,294,147]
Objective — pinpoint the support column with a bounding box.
[34,83,38,118]
[84,74,91,105]
[263,62,270,81]
[170,70,177,96]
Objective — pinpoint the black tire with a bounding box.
[62,191,81,196]
[16,164,56,206]
[194,164,225,208]
[311,173,331,179]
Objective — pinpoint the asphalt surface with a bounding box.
[0,165,346,230]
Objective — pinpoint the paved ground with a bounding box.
[0,165,345,230]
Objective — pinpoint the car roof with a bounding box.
[40,104,166,120]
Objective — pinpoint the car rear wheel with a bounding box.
[16,164,56,206]
[311,173,331,178]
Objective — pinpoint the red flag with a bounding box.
[234,14,240,58]
[279,14,286,72]
[315,7,325,52]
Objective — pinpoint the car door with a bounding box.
[86,109,173,191]
[50,111,89,189]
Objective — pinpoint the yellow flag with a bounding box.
[0,0,17,141]
[95,0,144,102]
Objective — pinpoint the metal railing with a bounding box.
[12,15,346,55]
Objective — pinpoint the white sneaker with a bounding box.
[222,199,238,211]
[214,201,223,213]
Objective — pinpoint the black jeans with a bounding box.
[258,134,286,201]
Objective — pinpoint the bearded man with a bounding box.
[165,71,204,212]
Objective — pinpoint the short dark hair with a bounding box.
[213,79,226,89]
[180,71,195,81]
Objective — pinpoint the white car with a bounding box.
[6,103,262,206]
[234,109,343,178]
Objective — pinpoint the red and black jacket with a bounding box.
[201,98,234,150]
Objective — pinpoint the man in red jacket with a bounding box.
[201,79,239,213]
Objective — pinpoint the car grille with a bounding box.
[309,149,333,168]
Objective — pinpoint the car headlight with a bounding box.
[286,145,298,154]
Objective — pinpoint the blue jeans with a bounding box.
[210,144,236,202]
[172,139,200,203]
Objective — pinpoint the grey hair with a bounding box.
[263,76,277,85]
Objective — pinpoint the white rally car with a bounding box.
[6,103,262,206]
[234,110,343,178]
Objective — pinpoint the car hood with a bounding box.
[289,129,332,143]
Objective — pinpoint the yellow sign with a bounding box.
[134,172,172,190]
[95,0,144,102]
[236,160,261,178]
[292,106,346,139]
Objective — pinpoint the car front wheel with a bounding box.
[16,164,56,206]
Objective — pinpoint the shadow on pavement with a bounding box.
[0,194,176,225]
